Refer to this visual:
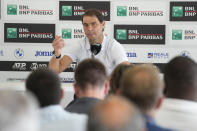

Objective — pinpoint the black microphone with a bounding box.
[90,43,101,57]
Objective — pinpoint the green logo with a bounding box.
[117,6,127,16]
[7,4,17,15]
[7,28,17,38]
[172,6,183,17]
[172,30,182,40]
[62,6,72,16]
[116,29,127,40]
[62,29,72,39]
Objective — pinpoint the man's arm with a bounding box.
[49,55,72,74]
[111,40,130,66]
[48,35,73,74]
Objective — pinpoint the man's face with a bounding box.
[82,15,105,43]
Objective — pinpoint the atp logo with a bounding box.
[14,48,24,59]
[12,63,26,71]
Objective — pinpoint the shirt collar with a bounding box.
[41,105,63,112]
[84,35,106,51]
[144,114,155,125]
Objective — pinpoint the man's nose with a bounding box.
[87,25,93,31]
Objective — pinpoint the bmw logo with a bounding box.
[14,48,24,59]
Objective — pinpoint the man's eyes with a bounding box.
[92,23,96,26]
[83,23,89,27]
[83,23,97,27]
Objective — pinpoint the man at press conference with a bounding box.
[49,9,129,75]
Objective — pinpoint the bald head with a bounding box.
[87,95,145,131]
[121,64,163,112]
[0,90,38,131]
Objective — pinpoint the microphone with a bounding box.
[91,43,101,58]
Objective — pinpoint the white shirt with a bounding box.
[39,105,87,131]
[64,35,128,75]
[155,98,197,131]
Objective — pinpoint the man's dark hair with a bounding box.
[74,59,107,90]
[26,69,61,107]
[110,64,132,94]
[81,8,104,23]
[164,56,197,101]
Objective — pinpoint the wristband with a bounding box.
[52,51,61,59]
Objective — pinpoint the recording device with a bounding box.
[90,43,101,58]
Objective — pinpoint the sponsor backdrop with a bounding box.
[0,0,197,82]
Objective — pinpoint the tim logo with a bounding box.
[127,52,137,58]
[12,63,26,71]
[14,48,24,59]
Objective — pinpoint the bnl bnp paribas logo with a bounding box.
[172,30,182,40]
[62,28,84,39]
[172,6,183,17]
[7,28,17,38]
[62,28,72,39]
[14,48,24,59]
[62,6,72,16]
[7,4,17,15]
[172,29,196,40]
[172,5,196,17]
[116,29,127,40]
[117,6,127,16]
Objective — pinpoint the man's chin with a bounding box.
[87,37,96,42]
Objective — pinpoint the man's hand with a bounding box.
[52,35,65,56]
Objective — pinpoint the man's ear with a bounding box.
[104,80,109,95]
[101,21,106,31]
[155,96,163,110]
[73,83,79,96]
[60,89,64,99]
[115,88,122,95]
